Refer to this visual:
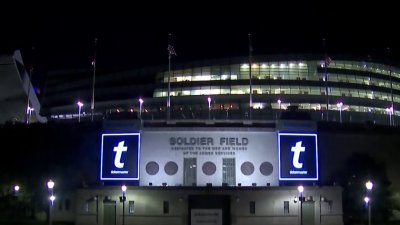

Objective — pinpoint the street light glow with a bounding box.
[49,195,56,205]
[366,181,373,190]
[77,101,84,122]
[27,106,34,113]
[139,98,144,118]
[14,185,20,192]
[121,185,127,192]
[298,185,304,193]
[337,102,343,123]
[364,196,370,204]
[47,180,55,189]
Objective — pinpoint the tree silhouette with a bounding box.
[335,152,392,224]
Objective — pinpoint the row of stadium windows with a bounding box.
[161,74,400,91]
[153,86,399,103]
[158,61,400,83]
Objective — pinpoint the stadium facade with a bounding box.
[71,120,343,225]
[39,54,400,126]
[3,52,400,225]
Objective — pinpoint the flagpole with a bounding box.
[91,38,98,122]
[26,47,35,125]
[323,38,329,122]
[388,47,395,126]
[167,33,172,120]
[248,33,253,120]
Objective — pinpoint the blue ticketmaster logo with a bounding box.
[101,133,140,180]
[279,133,318,181]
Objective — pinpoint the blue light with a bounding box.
[278,133,318,181]
[100,133,141,180]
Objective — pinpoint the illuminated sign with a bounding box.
[101,133,140,180]
[278,133,318,181]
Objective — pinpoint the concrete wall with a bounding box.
[75,186,343,225]
[140,128,278,187]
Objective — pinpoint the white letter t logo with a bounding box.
[113,141,128,168]
[291,141,305,168]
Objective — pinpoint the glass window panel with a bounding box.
[284,201,289,214]
[221,86,230,95]
[129,201,135,214]
[249,201,255,214]
[210,86,221,95]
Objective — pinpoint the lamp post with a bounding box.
[121,185,127,225]
[298,185,304,225]
[208,96,211,120]
[337,102,343,123]
[95,195,99,225]
[47,180,55,225]
[77,101,84,123]
[139,98,144,119]
[366,181,373,225]
[12,185,20,219]
[386,107,393,126]
[27,107,34,124]
[277,99,282,119]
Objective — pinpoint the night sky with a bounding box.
[1,3,399,87]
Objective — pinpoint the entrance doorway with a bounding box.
[103,200,116,225]
[188,195,230,225]
[184,158,197,186]
[302,201,315,225]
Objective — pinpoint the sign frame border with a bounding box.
[100,133,141,181]
[278,132,318,181]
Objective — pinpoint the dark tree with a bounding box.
[334,152,392,224]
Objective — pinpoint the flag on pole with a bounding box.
[168,44,177,56]
[325,54,332,66]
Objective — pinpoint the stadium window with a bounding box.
[249,201,255,214]
[163,201,169,214]
[284,201,289,214]
[129,201,135,214]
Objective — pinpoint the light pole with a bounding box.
[47,180,55,225]
[139,98,144,119]
[277,99,282,119]
[13,185,20,219]
[208,96,211,120]
[386,107,393,126]
[95,195,99,225]
[27,107,34,124]
[337,102,343,123]
[121,185,127,225]
[77,101,84,123]
[366,181,373,225]
[298,185,304,225]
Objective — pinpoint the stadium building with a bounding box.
[37,54,399,126]
[2,51,400,225]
